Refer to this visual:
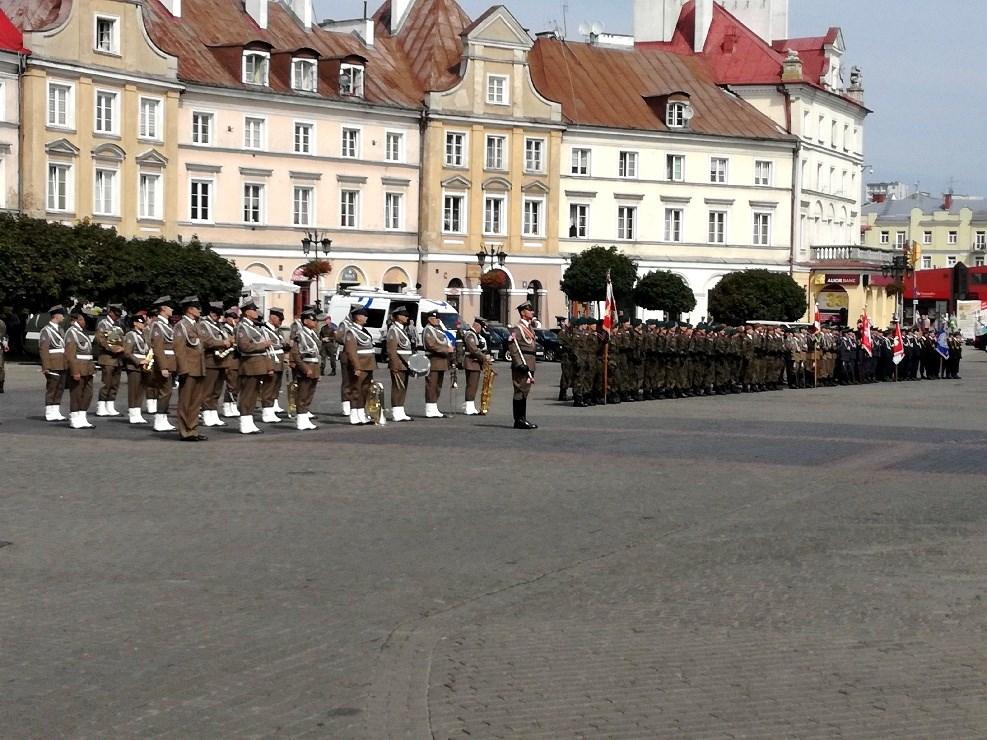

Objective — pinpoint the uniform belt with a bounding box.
[133,354,146,360]
[48,347,65,354]
[357,349,375,354]
[274,349,285,355]
[77,354,93,360]
[164,349,175,355]
[303,357,320,364]
[241,351,266,356]
[397,350,412,355]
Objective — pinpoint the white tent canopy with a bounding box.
[239,269,300,294]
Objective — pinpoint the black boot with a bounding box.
[558,388,567,402]
[513,399,536,429]
[521,399,537,429]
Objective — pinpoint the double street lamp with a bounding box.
[881,253,914,323]
[300,230,332,310]
[476,244,507,270]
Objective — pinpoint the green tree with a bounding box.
[0,213,86,310]
[560,246,637,307]
[633,270,696,317]
[707,270,807,325]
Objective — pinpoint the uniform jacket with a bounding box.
[149,317,177,373]
[39,322,67,373]
[95,317,123,366]
[236,320,274,376]
[343,323,377,371]
[174,316,206,377]
[423,323,453,371]
[122,329,149,372]
[508,319,537,373]
[386,322,413,372]
[64,323,95,377]
[262,323,286,371]
[198,318,231,369]
[290,326,322,378]
[461,327,488,372]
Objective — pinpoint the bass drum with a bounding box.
[407,351,431,377]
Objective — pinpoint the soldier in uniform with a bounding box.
[259,307,287,424]
[507,301,538,429]
[122,312,150,424]
[172,296,208,442]
[422,309,454,418]
[557,318,574,402]
[234,300,274,434]
[221,309,241,417]
[461,316,490,416]
[94,303,125,417]
[0,312,6,393]
[198,302,233,427]
[319,317,338,376]
[336,305,359,417]
[385,306,415,422]
[343,305,376,425]
[143,306,159,416]
[64,307,96,429]
[289,309,322,430]
[39,305,68,421]
[149,296,178,432]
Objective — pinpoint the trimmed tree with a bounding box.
[0,214,87,310]
[707,269,807,325]
[633,270,696,318]
[560,246,637,307]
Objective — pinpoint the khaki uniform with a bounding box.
[508,320,537,401]
[385,322,413,408]
[423,324,453,404]
[64,323,95,413]
[343,323,376,407]
[95,316,123,403]
[335,318,354,407]
[149,317,177,413]
[174,316,207,439]
[221,320,240,408]
[39,321,67,406]
[461,327,488,403]
[260,323,286,411]
[198,318,231,412]
[289,325,321,413]
[235,320,274,415]
[122,328,150,409]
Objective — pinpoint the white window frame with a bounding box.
[93,167,118,216]
[948,230,958,245]
[921,255,932,269]
[385,131,404,163]
[94,15,120,55]
[524,137,545,174]
[754,160,773,187]
[339,63,365,97]
[664,208,683,242]
[47,80,74,129]
[445,131,466,168]
[189,178,213,223]
[486,74,509,106]
[294,121,315,155]
[922,231,932,245]
[947,255,957,267]
[293,185,314,227]
[94,89,119,135]
[523,197,545,237]
[138,171,162,220]
[618,151,638,179]
[976,255,986,267]
[817,115,826,143]
[666,101,686,128]
[483,194,506,235]
[880,230,890,245]
[242,182,265,224]
[384,192,403,231]
[753,211,772,246]
[666,153,684,182]
[292,58,317,92]
[242,50,270,86]
[617,205,637,241]
[191,111,213,145]
[47,161,73,212]
[895,231,907,248]
[708,210,727,244]
[571,148,591,176]
[244,116,265,150]
[975,231,987,249]
[443,193,466,234]
[341,127,361,159]
[138,96,163,141]
[709,157,728,184]
[340,189,360,228]
[569,203,589,238]
[485,135,507,171]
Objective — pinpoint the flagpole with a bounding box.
[603,341,609,405]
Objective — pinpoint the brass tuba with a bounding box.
[366,380,386,425]
[479,361,497,415]
[107,326,125,349]
[287,378,299,417]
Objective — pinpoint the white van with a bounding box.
[326,288,461,349]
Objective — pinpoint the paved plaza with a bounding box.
[1,356,986,738]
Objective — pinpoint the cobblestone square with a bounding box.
[1,357,985,738]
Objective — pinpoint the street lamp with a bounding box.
[881,253,914,323]
[300,230,332,310]
[476,244,507,270]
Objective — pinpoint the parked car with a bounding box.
[535,328,560,362]
[974,332,987,351]
[486,322,544,360]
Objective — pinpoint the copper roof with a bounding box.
[529,38,790,141]
[0,0,68,32]
[0,7,28,52]
[374,0,469,92]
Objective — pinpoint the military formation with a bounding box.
[34,298,541,436]
[557,316,965,406]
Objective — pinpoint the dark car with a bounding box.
[975,332,987,351]
[486,322,544,361]
[534,328,560,362]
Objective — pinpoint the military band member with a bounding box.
[289,309,322,431]
[461,317,490,416]
[143,306,159,415]
[198,302,232,427]
[259,307,287,423]
[343,306,376,425]
[148,296,178,431]
[235,301,274,434]
[507,302,538,429]
[221,308,241,417]
[122,313,150,424]
[385,306,415,422]
[421,309,453,418]
[319,317,338,376]
[173,296,208,442]
[0,313,6,394]
[94,303,125,417]
[64,308,96,429]
[39,305,68,422]
[336,305,360,417]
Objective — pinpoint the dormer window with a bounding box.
[666,102,687,128]
[339,63,365,97]
[292,58,317,92]
[94,15,119,54]
[242,51,270,86]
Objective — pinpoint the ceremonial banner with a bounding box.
[892,323,904,365]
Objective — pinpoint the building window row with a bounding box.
[566,202,771,245]
[440,194,545,237]
[47,162,160,219]
[444,132,546,174]
[568,148,773,186]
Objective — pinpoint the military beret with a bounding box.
[631,318,643,327]
[131,314,146,325]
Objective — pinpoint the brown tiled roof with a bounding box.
[0,0,69,32]
[141,0,426,109]
[529,38,791,141]
[374,0,469,92]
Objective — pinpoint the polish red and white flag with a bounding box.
[602,270,617,334]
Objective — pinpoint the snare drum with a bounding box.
[407,351,430,377]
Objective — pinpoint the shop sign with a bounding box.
[825,273,860,286]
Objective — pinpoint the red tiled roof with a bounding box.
[0,7,27,53]
[529,38,790,141]
[0,0,66,33]
[374,0,470,92]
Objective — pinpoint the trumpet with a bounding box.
[479,359,497,415]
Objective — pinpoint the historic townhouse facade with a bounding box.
[2,0,182,237]
[0,10,24,212]
[531,37,795,323]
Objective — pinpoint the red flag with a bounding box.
[602,269,617,333]
[860,309,873,357]
[813,302,821,332]
[892,323,904,364]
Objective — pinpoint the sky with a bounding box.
[315,0,987,197]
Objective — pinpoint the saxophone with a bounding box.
[479,360,497,415]
[366,380,386,425]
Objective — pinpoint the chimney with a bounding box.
[846,65,865,103]
[693,0,712,52]
[634,0,685,44]
[943,192,953,210]
[245,0,268,29]
[781,49,803,81]
[390,0,413,35]
[289,0,313,29]
[161,0,181,17]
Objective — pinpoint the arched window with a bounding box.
[526,280,544,317]
[446,278,464,312]
[382,266,410,293]
[338,265,365,290]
